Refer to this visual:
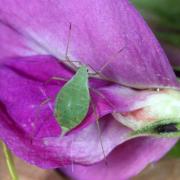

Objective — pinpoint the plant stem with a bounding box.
[1,141,18,180]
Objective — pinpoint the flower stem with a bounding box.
[1,141,18,180]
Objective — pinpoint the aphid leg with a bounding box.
[87,46,126,82]
[70,135,75,172]
[91,88,115,111]
[30,97,51,144]
[40,98,51,106]
[63,59,83,70]
[84,63,114,83]
[91,101,108,166]
[98,47,126,73]
[31,87,54,144]
[45,76,68,85]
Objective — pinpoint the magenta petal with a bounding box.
[0,0,178,174]
[96,85,154,112]
[0,0,178,88]
[0,55,137,167]
[0,55,73,138]
[61,137,177,180]
[0,107,131,168]
[0,55,178,168]
[0,19,34,58]
[0,55,110,134]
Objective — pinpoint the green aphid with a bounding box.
[54,23,123,136]
[130,119,180,138]
[54,65,90,135]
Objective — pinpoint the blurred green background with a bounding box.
[132,0,180,47]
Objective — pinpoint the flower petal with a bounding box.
[0,18,39,58]
[0,55,134,167]
[0,0,178,88]
[0,106,131,168]
[0,55,178,169]
[61,137,177,180]
[0,55,73,138]
[0,55,113,135]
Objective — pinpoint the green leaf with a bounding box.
[1,141,18,180]
[55,66,90,135]
[167,141,180,158]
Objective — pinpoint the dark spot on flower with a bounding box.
[155,123,178,133]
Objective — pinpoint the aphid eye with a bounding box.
[155,123,178,133]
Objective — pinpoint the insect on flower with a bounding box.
[53,23,125,135]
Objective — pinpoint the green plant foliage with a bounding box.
[167,141,180,158]
[132,0,180,47]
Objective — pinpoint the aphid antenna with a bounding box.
[64,22,126,83]
[1,13,125,87]
[64,22,78,71]
[98,46,126,73]
[63,23,100,76]
[65,23,72,60]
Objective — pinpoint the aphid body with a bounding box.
[55,66,90,134]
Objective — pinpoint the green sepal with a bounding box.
[129,119,180,138]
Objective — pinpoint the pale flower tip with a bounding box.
[114,89,180,137]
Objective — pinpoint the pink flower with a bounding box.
[0,0,179,179]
